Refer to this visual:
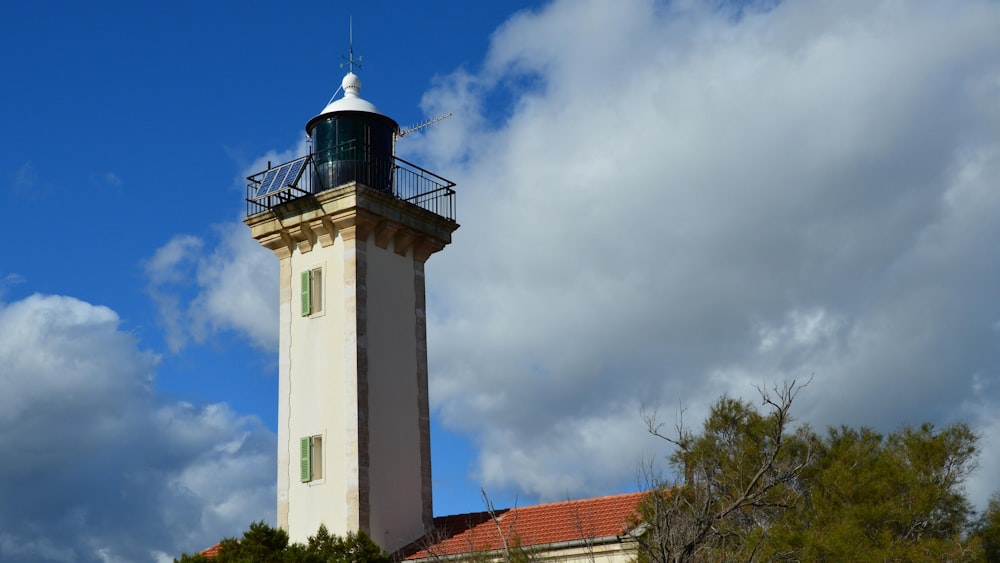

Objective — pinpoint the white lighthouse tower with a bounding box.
[244,63,457,552]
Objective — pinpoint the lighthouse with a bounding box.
[244,64,458,552]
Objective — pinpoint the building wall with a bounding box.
[276,256,291,529]
[408,539,639,562]
[278,225,431,552]
[249,184,455,553]
[281,235,355,541]
[535,541,638,562]
[365,238,429,551]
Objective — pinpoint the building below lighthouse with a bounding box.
[244,67,457,553]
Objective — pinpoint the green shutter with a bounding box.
[300,270,312,316]
[300,436,311,482]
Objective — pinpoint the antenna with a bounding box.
[326,18,361,107]
[340,17,363,73]
[397,113,453,139]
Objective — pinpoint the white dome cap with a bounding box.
[316,71,382,115]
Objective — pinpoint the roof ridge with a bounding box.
[503,490,645,511]
[434,509,495,520]
[432,490,645,521]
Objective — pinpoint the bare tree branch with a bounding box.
[632,379,814,563]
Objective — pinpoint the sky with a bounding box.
[2,0,1000,561]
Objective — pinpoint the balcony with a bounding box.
[246,141,456,222]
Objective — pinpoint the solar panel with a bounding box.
[280,159,306,191]
[254,158,307,199]
[253,168,279,199]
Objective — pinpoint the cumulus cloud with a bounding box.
[14,161,37,189]
[145,225,278,352]
[142,138,309,354]
[91,171,123,189]
[0,272,25,297]
[9,161,45,200]
[0,294,275,562]
[407,0,1000,505]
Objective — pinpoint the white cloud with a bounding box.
[411,0,1000,504]
[0,273,26,302]
[0,294,275,562]
[188,224,279,349]
[90,171,122,189]
[14,161,37,189]
[141,138,310,354]
[145,225,278,352]
[146,235,204,352]
[242,139,310,188]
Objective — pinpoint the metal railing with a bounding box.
[393,155,457,221]
[246,141,456,222]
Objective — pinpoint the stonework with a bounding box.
[246,181,457,552]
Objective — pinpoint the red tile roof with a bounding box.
[400,491,644,560]
[199,542,222,557]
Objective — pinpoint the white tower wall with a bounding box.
[247,183,454,553]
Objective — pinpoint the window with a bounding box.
[300,435,323,483]
[300,268,323,316]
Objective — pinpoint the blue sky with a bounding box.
[3,0,1000,561]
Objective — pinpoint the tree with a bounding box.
[634,381,815,562]
[299,526,391,563]
[633,379,993,562]
[973,492,1000,562]
[173,522,390,563]
[230,520,290,562]
[764,422,980,560]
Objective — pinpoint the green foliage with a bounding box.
[304,526,391,563]
[174,522,390,563]
[636,383,814,562]
[636,384,996,562]
[227,520,290,562]
[973,492,1000,562]
[764,422,979,561]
